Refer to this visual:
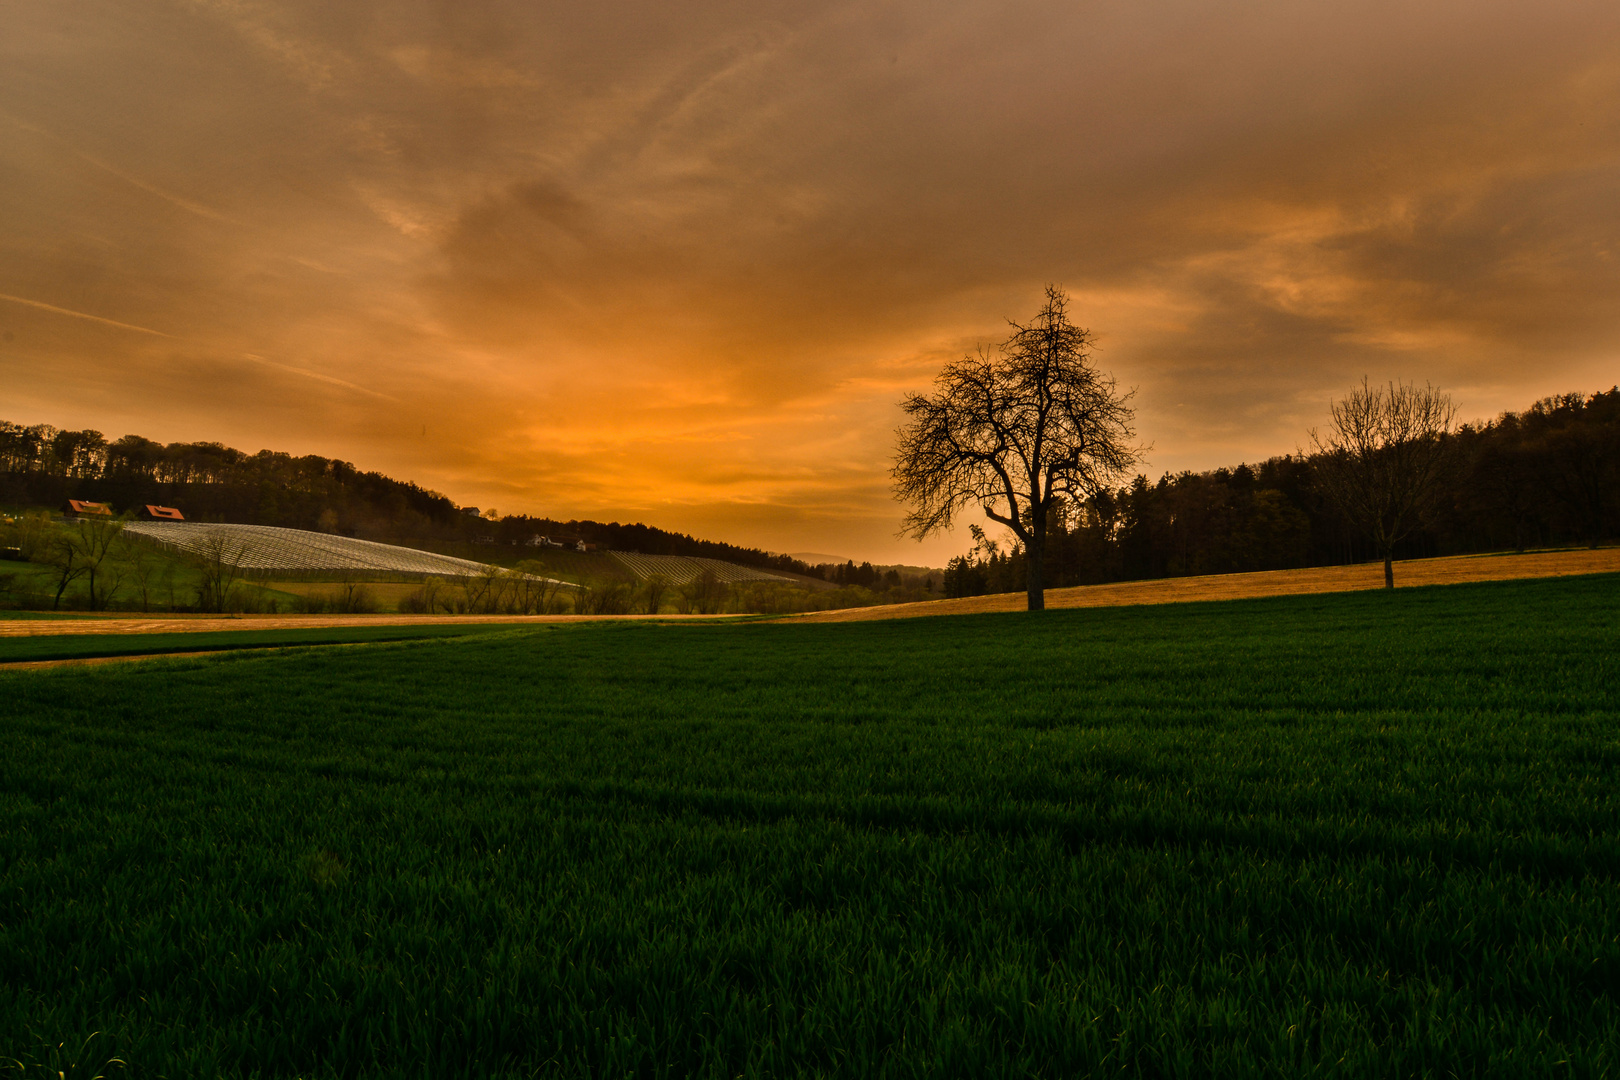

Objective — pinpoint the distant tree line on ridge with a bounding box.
[8,385,1614,601]
[464,514,825,577]
[942,388,1620,598]
[0,422,824,576]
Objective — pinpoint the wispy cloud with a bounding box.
[0,293,169,337]
[240,355,398,402]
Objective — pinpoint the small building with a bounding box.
[64,500,114,518]
[140,505,185,521]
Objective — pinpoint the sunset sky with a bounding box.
[2,0,1618,564]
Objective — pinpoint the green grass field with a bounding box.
[3,575,1618,1077]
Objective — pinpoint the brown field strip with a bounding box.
[0,639,427,672]
[0,612,733,639]
[777,547,1620,623]
[0,650,279,672]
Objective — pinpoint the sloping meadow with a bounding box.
[3,575,1618,1076]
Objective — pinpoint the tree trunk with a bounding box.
[1383,552,1394,590]
[1025,536,1046,611]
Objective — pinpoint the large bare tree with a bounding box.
[893,285,1141,611]
[1308,378,1457,589]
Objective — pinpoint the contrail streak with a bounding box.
[0,293,170,336]
[242,354,400,401]
[74,151,232,223]
[2,113,231,223]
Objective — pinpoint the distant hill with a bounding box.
[788,551,851,565]
[0,418,827,579]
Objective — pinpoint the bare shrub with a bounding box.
[639,574,670,614]
[120,531,169,612]
[228,584,281,614]
[13,511,53,561]
[398,576,447,614]
[576,578,633,615]
[332,578,377,614]
[291,591,331,614]
[194,533,249,613]
[726,581,826,615]
[675,569,728,615]
[460,565,515,614]
[512,560,569,614]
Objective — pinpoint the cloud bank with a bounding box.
[2,0,1617,561]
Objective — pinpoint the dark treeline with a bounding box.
[9,386,1615,595]
[467,515,823,578]
[0,422,821,576]
[0,423,462,539]
[822,560,906,589]
[944,388,1620,597]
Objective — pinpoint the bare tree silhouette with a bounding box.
[893,285,1141,610]
[1308,378,1457,589]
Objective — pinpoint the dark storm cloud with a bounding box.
[2,0,1617,561]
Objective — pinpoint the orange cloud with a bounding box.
[3,0,1618,562]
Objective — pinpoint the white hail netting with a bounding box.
[609,551,795,585]
[124,522,497,577]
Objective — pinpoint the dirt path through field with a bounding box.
[0,649,302,671]
[0,612,733,638]
[777,548,1620,623]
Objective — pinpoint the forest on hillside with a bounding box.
[5,386,1617,597]
[0,426,822,576]
[943,388,1620,597]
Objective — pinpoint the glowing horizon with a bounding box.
[3,0,1618,564]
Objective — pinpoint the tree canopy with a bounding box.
[893,285,1141,610]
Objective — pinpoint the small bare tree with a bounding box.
[576,577,634,615]
[119,531,168,612]
[73,514,130,611]
[675,569,728,614]
[1308,378,1458,589]
[14,511,54,561]
[893,285,1142,610]
[400,576,447,614]
[461,564,511,614]
[194,533,249,612]
[42,528,88,610]
[639,574,670,615]
[332,575,378,614]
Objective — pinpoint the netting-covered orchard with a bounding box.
[124,522,496,578]
[609,551,795,586]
